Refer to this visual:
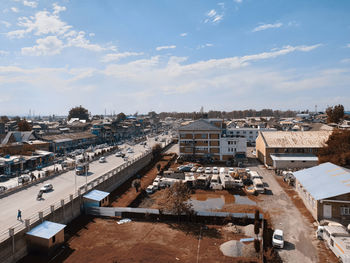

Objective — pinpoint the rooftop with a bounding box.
[179,119,221,131]
[83,189,109,202]
[260,131,332,148]
[270,153,318,161]
[26,221,66,239]
[293,162,350,200]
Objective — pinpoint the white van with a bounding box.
[253,178,265,194]
[219,167,226,174]
[210,174,222,190]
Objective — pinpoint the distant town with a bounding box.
[0,105,349,262]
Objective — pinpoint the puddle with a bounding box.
[189,194,256,211]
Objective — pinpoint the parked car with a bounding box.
[177,166,192,172]
[18,175,30,184]
[205,167,212,174]
[40,183,53,192]
[228,167,235,174]
[99,157,106,163]
[127,149,134,154]
[196,167,204,173]
[190,167,198,172]
[272,229,284,248]
[146,185,155,194]
[212,167,219,174]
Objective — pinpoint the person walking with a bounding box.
[17,209,22,221]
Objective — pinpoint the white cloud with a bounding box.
[0,50,9,56]
[23,0,38,8]
[341,58,350,63]
[66,31,110,52]
[11,7,19,13]
[197,43,214,49]
[21,35,64,56]
[204,5,224,24]
[156,45,176,51]
[1,21,11,28]
[101,52,144,63]
[53,3,66,15]
[207,9,216,17]
[253,22,283,32]
[180,32,187,37]
[233,0,243,3]
[89,33,95,37]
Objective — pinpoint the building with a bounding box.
[26,221,66,254]
[293,163,350,223]
[83,190,110,208]
[256,131,332,168]
[178,119,246,162]
[226,127,275,145]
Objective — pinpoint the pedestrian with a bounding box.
[17,209,22,221]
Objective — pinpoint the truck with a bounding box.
[316,224,350,263]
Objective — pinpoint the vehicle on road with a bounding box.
[316,224,350,262]
[76,163,89,175]
[127,149,134,154]
[99,157,106,163]
[272,229,284,248]
[40,183,53,192]
[253,178,265,194]
[115,152,125,157]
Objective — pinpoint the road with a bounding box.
[246,153,319,263]
[0,134,171,239]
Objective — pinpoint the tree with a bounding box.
[318,129,350,167]
[326,104,344,124]
[116,112,126,122]
[152,144,162,159]
[132,179,141,192]
[18,119,32,131]
[68,105,89,121]
[157,182,193,219]
[0,116,9,123]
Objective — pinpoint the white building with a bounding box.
[226,127,275,145]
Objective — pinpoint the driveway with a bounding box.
[247,160,319,263]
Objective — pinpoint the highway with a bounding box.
[0,134,172,239]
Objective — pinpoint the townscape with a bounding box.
[1,1,350,263]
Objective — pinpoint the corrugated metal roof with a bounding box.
[83,190,109,201]
[293,162,350,200]
[270,153,318,161]
[261,131,332,148]
[179,119,221,131]
[26,221,66,239]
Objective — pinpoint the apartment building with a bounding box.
[178,119,246,161]
[226,127,275,145]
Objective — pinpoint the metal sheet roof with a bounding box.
[293,162,350,200]
[179,119,221,131]
[26,221,66,239]
[270,153,318,161]
[83,190,109,202]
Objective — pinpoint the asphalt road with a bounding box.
[0,134,171,239]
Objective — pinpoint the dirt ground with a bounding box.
[20,217,261,263]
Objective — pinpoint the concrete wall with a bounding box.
[0,151,153,263]
[272,159,318,170]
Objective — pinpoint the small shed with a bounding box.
[26,221,66,253]
[270,153,319,169]
[83,189,109,208]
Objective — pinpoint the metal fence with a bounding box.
[0,147,156,244]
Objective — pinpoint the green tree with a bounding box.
[326,104,344,124]
[318,129,350,166]
[18,119,32,131]
[68,105,89,121]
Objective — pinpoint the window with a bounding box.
[201,134,206,139]
[341,207,350,215]
[249,131,253,134]
[52,235,56,243]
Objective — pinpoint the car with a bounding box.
[177,166,192,172]
[272,229,284,248]
[190,167,198,172]
[127,149,134,154]
[228,167,235,173]
[146,185,155,194]
[115,152,124,157]
[99,157,106,163]
[212,167,219,174]
[205,167,212,174]
[40,183,53,192]
[196,167,204,173]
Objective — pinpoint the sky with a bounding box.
[0,0,350,116]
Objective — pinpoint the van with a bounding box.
[210,174,222,190]
[253,178,265,194]
[219,167,226,174]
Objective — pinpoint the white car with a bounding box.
[212,167,219,174]
[196,167,204,173]
[272,229,284,248]
[191,167,198,172]
[40,183,53,192]
[229,167,235,173]
[127,149,134,153]
[99,157,106,163]
[146,185,155,194]
[115,152,123,157]
[205,167,212,174]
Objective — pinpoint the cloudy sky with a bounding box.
[0,0,350,116]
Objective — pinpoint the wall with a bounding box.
[0,151,153,263]
[273,159,319,170]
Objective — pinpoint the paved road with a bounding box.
[0,134,171,239]
[247,160,319,263]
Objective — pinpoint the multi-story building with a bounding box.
[226,127,275,145]
[178,119,246,161]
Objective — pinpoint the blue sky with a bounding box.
[0,0,350,116]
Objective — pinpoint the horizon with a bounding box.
[1,1,350,115]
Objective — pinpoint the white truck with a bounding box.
[316,224,350,263]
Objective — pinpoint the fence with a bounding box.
[0,148,154,244]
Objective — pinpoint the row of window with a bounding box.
[274,148,315,153]
[228,148,236,153]
[228,141,237,145]
[229,130,255,134]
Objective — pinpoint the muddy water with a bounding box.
[189,193,256,211]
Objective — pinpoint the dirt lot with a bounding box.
[20,217,261,263]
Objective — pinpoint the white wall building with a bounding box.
[226,127,275,145]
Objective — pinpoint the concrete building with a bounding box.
[26,221,66,254]
[256,131,332,168]
[178,119,246,161]
[226,127,275,145]
[293,163,350,223]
